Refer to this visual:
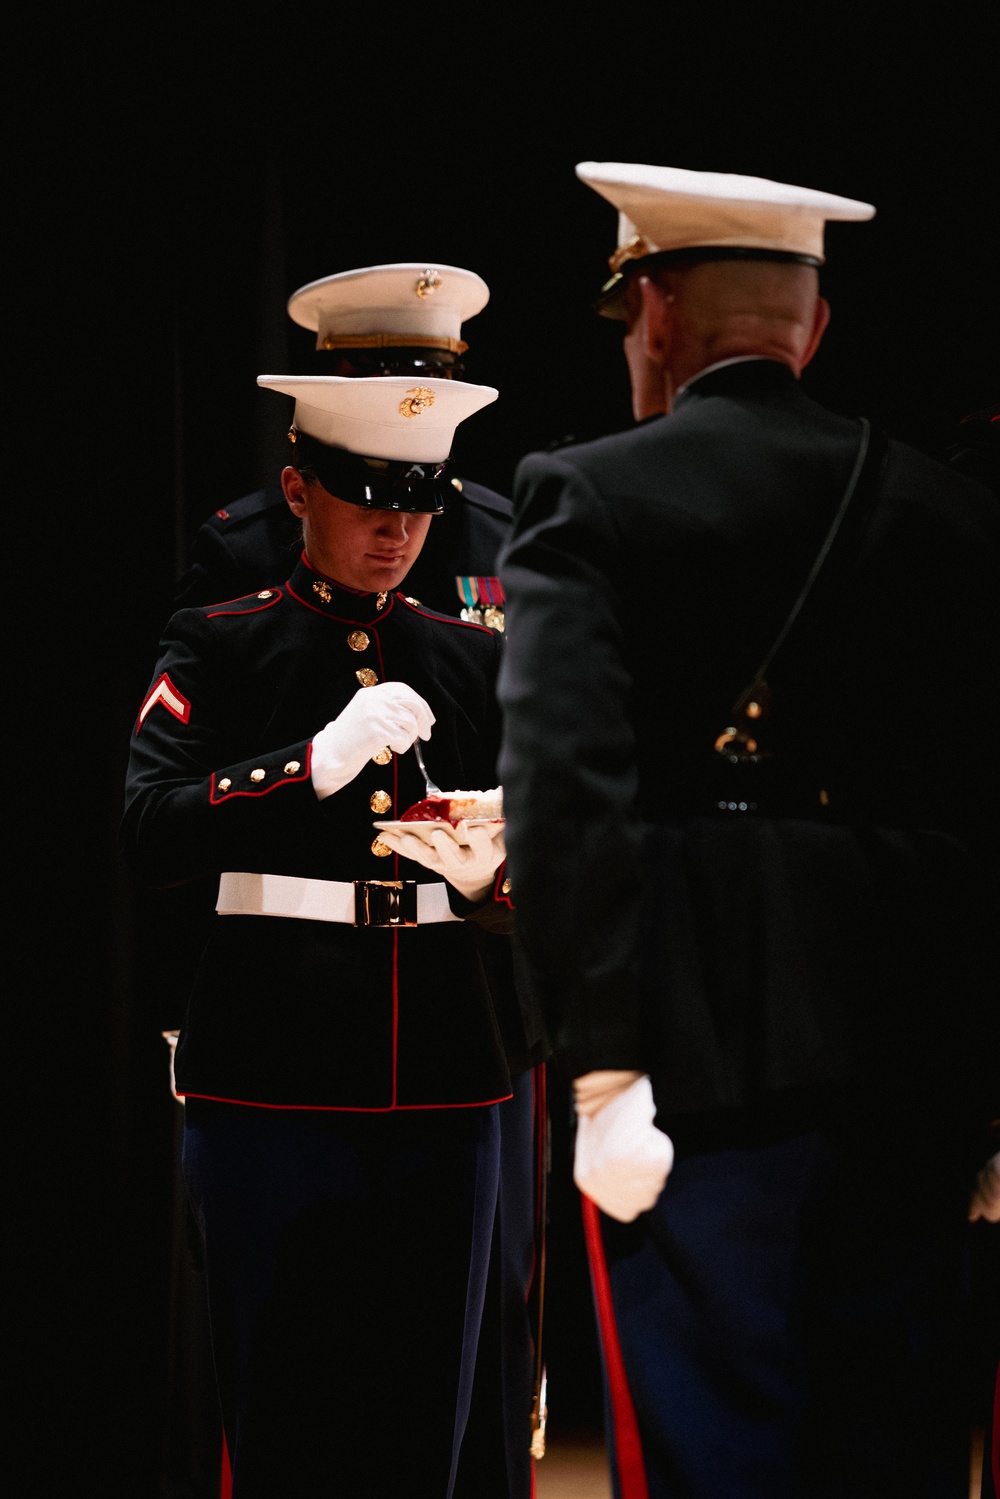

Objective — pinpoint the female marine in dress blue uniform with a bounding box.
[123,373,514,1497]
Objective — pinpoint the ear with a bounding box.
[638,275,673,361]
[799,295,831,370]
[281,465,309,519]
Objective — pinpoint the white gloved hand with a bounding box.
[573,1072,674,1222]
[968,1151,1000,1223]
[311,684,435,800]
[574,1069,646,1116]
[162,1030,183,1105]
[374,820,506,903]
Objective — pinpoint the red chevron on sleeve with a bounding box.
[137,673,192,733]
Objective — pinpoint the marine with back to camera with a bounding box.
[497,159,999,1499]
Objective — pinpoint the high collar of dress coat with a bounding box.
[286,552,401,625]
[673,355,799,410]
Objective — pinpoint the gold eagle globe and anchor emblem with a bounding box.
[399,386,436,419]
[415,268,442,299]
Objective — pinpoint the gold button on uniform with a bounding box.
[219,777,232,792]
[348,631,370,652]
[250,768,266,783]
[372,748,392,766]
[356,668,378,687]
[284,761,301,775]
[370,790,392,815]
[371,837,392,858]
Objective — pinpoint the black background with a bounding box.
[14,16,998,1493]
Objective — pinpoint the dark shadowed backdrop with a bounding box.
[14,16,997,1493]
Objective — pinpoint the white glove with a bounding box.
[162,1030,183,1105]
[573,1072,674,1222]
[311,683,435,800]
[574,1069,646,1116]
[968,1151,1000,1223]
[374,820,506,903]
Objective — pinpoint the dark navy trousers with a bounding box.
[585,1129,973,1499]
[183,1098,500,1498]
[453,1065,541,1499]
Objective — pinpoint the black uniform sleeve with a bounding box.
[497,449,644,1078]
[121,609,317,889]
[444,859,516,932]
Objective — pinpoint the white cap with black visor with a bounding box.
[286,262,489,357]
[257,374,499,513]
[576,161,876,318]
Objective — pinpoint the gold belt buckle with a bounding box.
[353,879,418,928]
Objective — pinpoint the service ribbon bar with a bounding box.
[456,576,506,607]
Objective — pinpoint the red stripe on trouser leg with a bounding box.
[221,1431,232,1499]
[580,1192,649,1499]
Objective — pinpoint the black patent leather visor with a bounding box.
[594,245,823,319]
[291,430,448,513]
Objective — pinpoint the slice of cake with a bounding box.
[400,787,504,824]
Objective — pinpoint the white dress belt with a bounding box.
[216,871,462,926]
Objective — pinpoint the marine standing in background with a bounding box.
[175,263,514,622]
[496,160,999,1499]
[163,263,548,1499]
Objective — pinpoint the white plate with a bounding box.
[372,817,505,842]
[371,821,503,833]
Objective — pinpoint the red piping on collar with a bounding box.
[286,577,397,624]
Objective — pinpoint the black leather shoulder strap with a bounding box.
[732,419,888,715]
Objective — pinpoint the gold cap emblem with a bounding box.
[399,386,436,419]
[415,268,442,299]
[607,233,657,274]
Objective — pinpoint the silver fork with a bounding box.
[413,738,442,796]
